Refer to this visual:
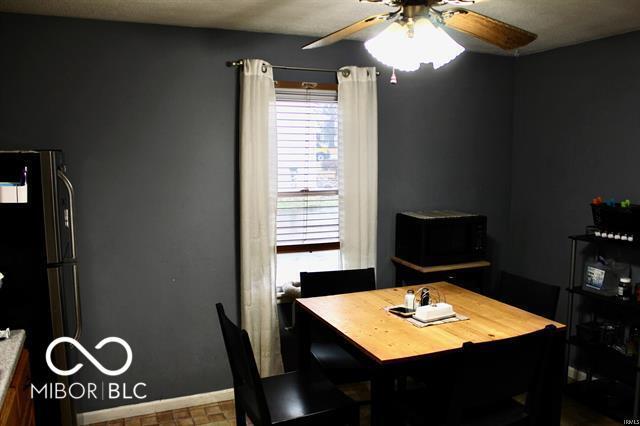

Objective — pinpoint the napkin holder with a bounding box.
[413,303,456,323]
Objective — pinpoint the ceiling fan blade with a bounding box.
[302,13,392,50]
[442,8,537,50]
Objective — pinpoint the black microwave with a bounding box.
[395,210,487,267]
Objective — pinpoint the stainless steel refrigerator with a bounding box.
[0,150,81,426]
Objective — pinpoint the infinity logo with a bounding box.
[46,337,133,377]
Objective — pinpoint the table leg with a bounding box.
[295,303,311,372]
[371,370,394,426]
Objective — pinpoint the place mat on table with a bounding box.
[406,314,469,328]
[384,306,469,328]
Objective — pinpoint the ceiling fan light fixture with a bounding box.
[364,17,465,72]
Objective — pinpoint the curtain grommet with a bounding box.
[341,69,351,78]
[262,63,268,73]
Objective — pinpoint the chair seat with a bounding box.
[311,342,370,384]
[262,371,357,425]
[218,303,358,426]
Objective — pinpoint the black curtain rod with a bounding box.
[226,60,380,77]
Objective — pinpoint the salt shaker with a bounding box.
[405,290,415,310]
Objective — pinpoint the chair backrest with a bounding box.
[446,325,557,425]
[498,271,560,320]
[300,268,376,298]
[216,303,270,424]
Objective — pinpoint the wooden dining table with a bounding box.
[295,281,566,426]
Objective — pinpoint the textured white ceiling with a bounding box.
[1,0,640,55]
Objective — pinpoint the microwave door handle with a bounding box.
[57,169,83,341]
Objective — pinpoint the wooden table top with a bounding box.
[296,282,566,365]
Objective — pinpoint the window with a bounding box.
[275,82,340,286]
[275,83,339,251]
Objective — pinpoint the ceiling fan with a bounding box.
[302,0,537,71]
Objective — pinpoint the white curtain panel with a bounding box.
[239,59,282,376]
[337,66,378,270]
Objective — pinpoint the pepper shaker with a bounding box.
[420,288,430,306]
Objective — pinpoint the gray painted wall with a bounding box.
[0,13,514,411]
[376,49,515,292]
[507,31,640,323]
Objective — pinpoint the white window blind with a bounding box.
[275,86,339,248]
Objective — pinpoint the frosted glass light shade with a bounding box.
[364,17,465,72]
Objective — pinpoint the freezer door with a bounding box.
[40,151,82,340]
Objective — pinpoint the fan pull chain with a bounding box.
[390,68,398,85]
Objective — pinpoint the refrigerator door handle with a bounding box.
[57,168,83,341]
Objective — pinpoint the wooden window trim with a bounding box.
[278,189,338,197]
[277,242,340,254]
[275,80,338,91]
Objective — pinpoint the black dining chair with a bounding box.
[496,271,561,320]
[400,325,558,426]
[300,267,376,298]
[443,324,559,426]
[299,268,376,385]
[216,303,359,426]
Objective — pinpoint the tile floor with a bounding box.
[86,390,619,426]
[88,400,236,426]
[89,383,619,426]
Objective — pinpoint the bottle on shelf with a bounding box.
[619,277,632,301]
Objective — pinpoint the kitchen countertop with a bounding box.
[0,330,25,410]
